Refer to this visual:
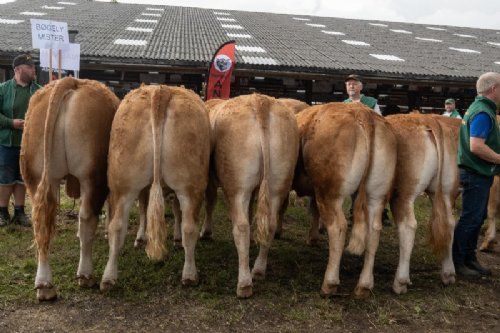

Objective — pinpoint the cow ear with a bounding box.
[140,82,146,88]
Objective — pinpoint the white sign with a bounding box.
[40,43,80,71]
[31,19,69,50]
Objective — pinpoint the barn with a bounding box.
[0,0,499,113]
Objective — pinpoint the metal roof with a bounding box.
[1,0,499,81]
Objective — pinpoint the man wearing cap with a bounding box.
[443,98,462,119]
[344,74,382,115]
[0,54,40,227]
[453,72,500,278]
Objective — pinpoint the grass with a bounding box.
[0,189,498,332]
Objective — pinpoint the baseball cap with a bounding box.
[345,74,363,83]
[445,98,456,104]
[12,54,35,69]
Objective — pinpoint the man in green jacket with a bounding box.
[0,54,41,227]
[344,74,381,115]
[453,72,500,278]
[442,98,462,119]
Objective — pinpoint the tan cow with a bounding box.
[21,77,119,301]
[100,85,211,290]
[386,114,460,294]
[294,103,397,297]
[480,175,499,251]
[202,94,299,298]
[279,98,309,114]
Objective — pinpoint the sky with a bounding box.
[1,0,499,30]
[100,0,500,30]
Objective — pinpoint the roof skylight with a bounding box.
[370,54,405,61]
[114,39,147,46]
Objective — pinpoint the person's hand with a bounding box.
[12,119,24,130]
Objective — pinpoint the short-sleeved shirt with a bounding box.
[470,112,492,139]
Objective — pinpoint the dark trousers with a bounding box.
[452,168,494,265]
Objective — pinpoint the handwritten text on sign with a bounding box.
[31,19,69,50]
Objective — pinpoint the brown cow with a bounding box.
[100,85,211,290]
[21,77,119,301]
[294,103,397,297]
[202,94,299,298]
[387,114,460,294]
[480,175,499,251]
[279,98,309,114]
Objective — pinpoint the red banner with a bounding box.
[206,40,236,101]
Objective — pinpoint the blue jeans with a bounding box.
[452,168,494,265]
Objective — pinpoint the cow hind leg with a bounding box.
[177,190,203,285]
[170,195,183,249]
[134,188,149,248]
[307,198,321,246]
[228,191,253,298]
[34,180,59,301]
[354,197,384,299]
[480,212,497,252]
[392,198,417,295]
[251,194,282,280]
[100,191,137,291]
[76,180,106,288]
[439,194,456,285]
[319,196,347,297]
[200,178,217,240]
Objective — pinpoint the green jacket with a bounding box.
[457,96,500,176]
[449,109,462,119]
[344,94,378,110]
[0,79,41,147]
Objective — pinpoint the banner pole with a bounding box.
[58,49,62,80]
[49,48,53,83]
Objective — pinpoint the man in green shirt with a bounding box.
[0,54,40,227]
[344,74,381,115]
[453,72,500,278]
[442,98,462,119]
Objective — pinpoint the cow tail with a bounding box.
[145,86,170,261]
[253,94,272,246]
[33,77,78,258]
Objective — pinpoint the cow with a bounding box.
[386,114,460,294]
[278,98,310,114]
[201,94,299,298]
[100,85,211,290]
[20,77,120,301]
[293,103,397,297]
[480,175,499,252]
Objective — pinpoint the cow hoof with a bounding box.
[479,240,497,252]
[441,272,456,286]
[134,238,147,248]
[307,237,320,247]
[181,273,199,287]
[354,286,372,299]
[320,283,339,297]
[199,230,213,241]
[77,275,97,288]
[392,281,408,295]
[100,279,116,292]
[173,239,183,249]
[251,269,266,281]
[36,283,57,302]
[237,284,253,299]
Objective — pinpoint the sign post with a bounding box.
[30,19,70,82]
